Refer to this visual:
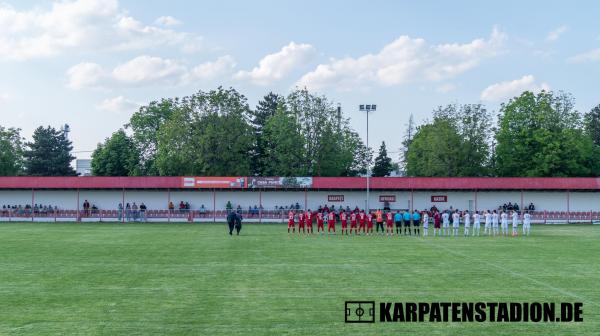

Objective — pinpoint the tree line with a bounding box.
[0,87,598,177]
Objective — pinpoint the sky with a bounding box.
[0,0,599,160]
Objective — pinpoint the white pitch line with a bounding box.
[418,238,600,308]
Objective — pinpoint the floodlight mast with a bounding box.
[359,104,376,213]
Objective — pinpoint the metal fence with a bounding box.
[1,208,600,224]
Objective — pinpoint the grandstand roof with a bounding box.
[0,176,599,190]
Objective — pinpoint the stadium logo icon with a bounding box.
[345,301,375,323]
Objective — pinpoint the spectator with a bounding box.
[236,204,242,214]
[179,201,185,213]
[132,202,139,221]
[295,202,300,210]
[125,203,131,221]
[514,203,520,211]
[226,201,233,212]
[118,203,123,221]
[139,202,147,222]
[185,202,190,211]
[528,203,535,211]
[168,201,175,213]
[200,204,206,217]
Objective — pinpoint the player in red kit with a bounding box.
[316,211,324,234]
[298,211,305,234]
[358,210,366,235]
[340,210,348,235]
[386,211,394,236]
[305,210,313,235]
[350,211,358,234]
[287,210,295,233]
[327,211,336,234]
[366,212,374,235]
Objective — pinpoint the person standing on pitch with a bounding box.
[403,210,412,236]
[306,209,313,235]
[492,210,500,236]
[366,211,374,235]
[350,211,358,235]
[375,209,384,235]
[287,210,295,234]
[340,209,348,235]
[422,210,429,236]
[298,211,305,234]
[473,211,481,236]
[394,211,402,235]
[412,210,421,236]
[442,210,450,236]
[511,210,519,236]
[433,211,441,236]
[234,211,243,235]
[463,210,470,237]
[523,211,531,235]
[227,210,236,235]
[484,210,492,235]
[317,211,325,234]
[500,210,509,236]
[452,210,460,237]
[385,211,394,236]
[327,211,336,234]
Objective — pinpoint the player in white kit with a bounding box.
[422,211,429,236]
[523,212,531,235]
[511,211,519,236]
[442,211,450,236]
[473,211,481,236]
[452,210,460,237]
[492,210,499,236]
[463,210,470,237]
[500,211,509,236]
[484,210,492,235]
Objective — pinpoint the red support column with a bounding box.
[213,189,216,223]
[167,188,171,223]
[31,188,35,222]
[76,188,80,222]
[121,188,125,223]
[259,189,262,224]
[567,190,570,224]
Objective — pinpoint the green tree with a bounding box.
[127,98,179,175]
[495,91,598,176]
[251,92,284,175]
[405,119,463,176]
[155,87,254,176]
[399,114,415,172]
[91,129,140,176]
[24,126,76,176]
[372,141,393,177]
[260,103,306,175]
[0,126,24,175]
[584,104,600,146]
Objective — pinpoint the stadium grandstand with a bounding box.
[1,176,599,223]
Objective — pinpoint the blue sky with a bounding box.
[1,0,599,159]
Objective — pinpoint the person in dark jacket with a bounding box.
[227,211,236,235]
[234,212,243,235]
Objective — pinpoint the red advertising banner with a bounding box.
[431,195,448,202]
[379,195,396,202]
[328,195,345,202]
[181,177,246,188]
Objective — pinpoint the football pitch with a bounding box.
[1,223,599,335]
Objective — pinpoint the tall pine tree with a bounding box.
[24,126,76,176]
[372,141,393,177]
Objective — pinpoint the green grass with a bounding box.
[0,223,599,335]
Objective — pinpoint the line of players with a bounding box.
[287,209,532,236]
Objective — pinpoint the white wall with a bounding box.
[0,189,597,212]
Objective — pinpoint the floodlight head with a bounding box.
[359,104,365,111]
[366,105,371,111]
[371,104,377,111]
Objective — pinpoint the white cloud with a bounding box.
[235,42,316,85]
[0,0,202,61]
[154,15,181,27]
[96,96,140,113]
[297,27,506,91]
[66,62,106,89]
[480,75,550,102]
[112,55,186,85]
[67,55,236,89]
[0,93,9,104]
[567,48,600,63]
[436,83,457,93]
[546,25,568,41]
